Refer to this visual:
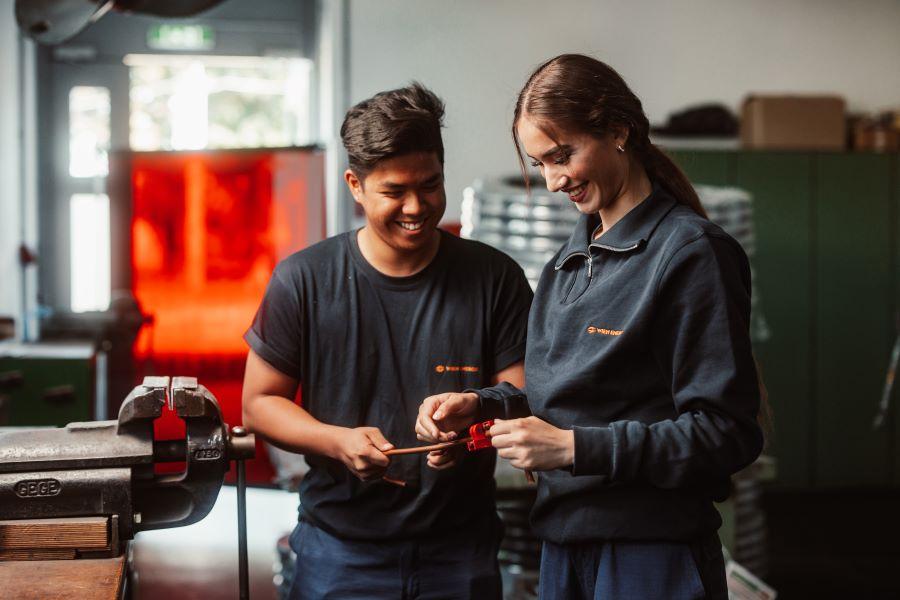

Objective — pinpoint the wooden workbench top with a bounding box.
[0,555,126,600]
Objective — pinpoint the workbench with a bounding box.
[0,554,126,600]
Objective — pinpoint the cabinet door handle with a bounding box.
[42,385,76,405]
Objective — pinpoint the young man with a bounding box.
[241,83,532,599]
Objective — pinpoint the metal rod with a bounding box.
[873,326,900,429]
[237,458,249,600]
[384,438,468,456]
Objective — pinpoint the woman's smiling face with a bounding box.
[517,114,629,216]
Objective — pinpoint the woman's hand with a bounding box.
[490,417,575,471]
[415,392,480,442]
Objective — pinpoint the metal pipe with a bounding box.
[237,458,248,599]
[234,426,249,600]
[383,438,468,456]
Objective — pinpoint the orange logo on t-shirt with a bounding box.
[586,326,623,336]
[435,364,480,374]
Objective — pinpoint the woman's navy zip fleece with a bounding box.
[476,185,764,544]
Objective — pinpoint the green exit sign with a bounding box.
[147,25,215,51]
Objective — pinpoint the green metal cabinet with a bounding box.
[668,150,900,489]
[895,157,900,487]
[0,342,98,426]
[735,153,814,488]
[668,150,733,186]
[882,154,900,486]
[814,154,893,487]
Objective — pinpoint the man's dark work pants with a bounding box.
[288,518,503,600]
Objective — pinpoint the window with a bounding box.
[69,86,110,178]
[126,54,313,151]
[70,193,110,312]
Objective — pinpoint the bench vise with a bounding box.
[0,375,254,559]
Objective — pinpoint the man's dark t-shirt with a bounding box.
[244,230,533,540]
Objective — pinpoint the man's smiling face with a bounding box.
[347,151,446,256]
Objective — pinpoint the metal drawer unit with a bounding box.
[0,342,103,426]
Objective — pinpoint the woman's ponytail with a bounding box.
[638,143,708,218]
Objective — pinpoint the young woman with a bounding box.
[416,54,763,599]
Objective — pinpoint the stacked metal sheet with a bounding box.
[694,185,770,343]
[461,178,769,342]
[695,185,755,253]
[461,177,575,287]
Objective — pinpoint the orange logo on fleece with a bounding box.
[435,364,480,374]
[586,326,623,336]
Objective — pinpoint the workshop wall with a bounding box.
[0,3,22,329]
[347,0,900,222]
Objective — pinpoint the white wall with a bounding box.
[317,0,352,237]
[0,0,22,330]
[0,1,38,340]
[348,0,900,222]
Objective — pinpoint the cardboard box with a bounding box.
[740,95,846,150]
[852,112,900,152]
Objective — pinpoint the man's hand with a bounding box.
[490,417,574,471]
[425,447,460,471]
[333,427,394,481]
[415,392,480,442]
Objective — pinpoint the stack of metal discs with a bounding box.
[694,185,770,343]
[695,184,755,257]
[461,177,575,288]
[495,487,540,600]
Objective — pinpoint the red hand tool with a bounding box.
[386,419,535,483]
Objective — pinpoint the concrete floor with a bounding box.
[130,486,298,600]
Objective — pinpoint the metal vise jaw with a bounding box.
[136,376,254,532]
[0,376,254,557]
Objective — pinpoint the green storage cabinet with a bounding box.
[666,149,900,489]
[668,150,733,186]
[814,154,894,487]
[734,152,814,488]
[0,342,98,426]
[895,154,900,487]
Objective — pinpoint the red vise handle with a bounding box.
[466,419,494,451]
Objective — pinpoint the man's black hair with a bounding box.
[340,82,445,182]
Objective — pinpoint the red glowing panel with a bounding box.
[129,149,325,357]
[122,148,324,484]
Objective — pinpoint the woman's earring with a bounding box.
[616,144,625,153]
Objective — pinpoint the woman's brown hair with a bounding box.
[512,53,707,219]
